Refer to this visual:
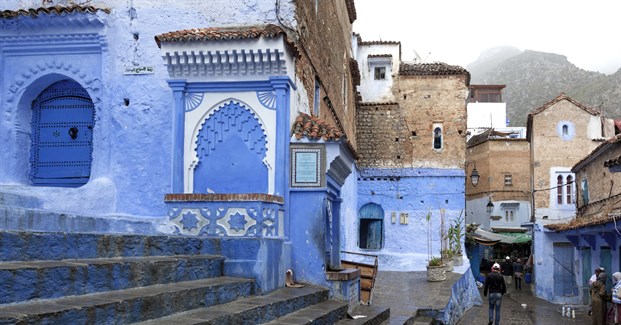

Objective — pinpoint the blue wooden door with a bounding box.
[581,248,592,304]
[553,243,575,297]
[600,247,612,291]
[30,80,94,187]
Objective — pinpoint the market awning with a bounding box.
[496,232,531,244]
[472,228,531,244]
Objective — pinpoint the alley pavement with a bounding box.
[458,283,591,325]
[372,270,591,324]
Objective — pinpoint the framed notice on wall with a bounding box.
[290,146,325,187]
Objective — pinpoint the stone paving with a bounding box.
[372,269,592,324]
[458,283,591,325]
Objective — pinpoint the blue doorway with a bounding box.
[553,243,576,297]
[30,79,94,187]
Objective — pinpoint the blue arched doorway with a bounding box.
[358,203,384,250]
[30,79,95,187]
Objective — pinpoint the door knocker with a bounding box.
[68,127,78,139]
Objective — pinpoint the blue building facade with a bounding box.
[0,1,359,296]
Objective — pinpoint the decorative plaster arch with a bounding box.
[7,59,102,106]
[186,98,271,192]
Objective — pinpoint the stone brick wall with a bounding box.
[531,100,602,212]
[395,75,468,169]
[356,102,411,167]
[295,1,357,148]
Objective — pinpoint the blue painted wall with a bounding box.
[347,168,466,271]
[289,189,330,287]
[0,1,295,222]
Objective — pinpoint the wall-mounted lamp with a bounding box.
[486,198,494,214]
[470,165,480,187]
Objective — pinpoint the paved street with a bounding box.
[458,283,591,325]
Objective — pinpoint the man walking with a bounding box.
[484,263,507,325]
[501,256,513,294]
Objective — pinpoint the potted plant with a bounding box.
[427,256,446,282]
[441,248,454,272]
[448,212,465,266]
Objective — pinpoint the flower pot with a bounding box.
[444,258,454,272]
[426,265,446,282]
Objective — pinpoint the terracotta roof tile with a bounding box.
[399,62,469,76]
[0,5,110,19]
[292,113,343,141]
[358,40,401,46]
[368,54,392,58]
[155,24,299,57]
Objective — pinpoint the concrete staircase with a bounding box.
[0,230,390,324]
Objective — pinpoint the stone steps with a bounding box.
[135,285,333,325]
[0,276,255,324]
[0,254,224,304]
[336,305,391,325]
[0,230,220,261]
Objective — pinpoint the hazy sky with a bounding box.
[354,0,621,74]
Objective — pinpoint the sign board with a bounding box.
[291,146,325,187]
[123,66,155,75]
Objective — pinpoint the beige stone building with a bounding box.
[466,129,530,230]
[527,93,607,223]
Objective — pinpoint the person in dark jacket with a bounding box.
[484,263,507,325]
[513,258,524,290]
[500,256,514,294]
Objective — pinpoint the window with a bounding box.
[566,175,573,204]
[557,175,563,205]
[374,67,386,80]
[313,78,320,116]
[562,124,568,136]
[504,174,513,186]
[555,173,575,206]
[504,210,514,222]
[582,178,589,205]
[433,126,442,150]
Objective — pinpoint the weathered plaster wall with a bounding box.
[352,168,465,271]
[356,43,400,103]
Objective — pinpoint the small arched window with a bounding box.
[562,124,568,136]
[433,127,442,149]
[566,175,573,204]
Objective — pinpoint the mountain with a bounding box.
[467,48,621,127]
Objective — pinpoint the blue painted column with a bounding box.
[270,76,295,237]
[167,79,187,193]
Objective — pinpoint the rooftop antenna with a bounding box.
[412,49,422,63]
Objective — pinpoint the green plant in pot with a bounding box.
[427,256,446,282]
[428,256,443,267]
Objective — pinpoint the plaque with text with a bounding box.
[291,147,324,187]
